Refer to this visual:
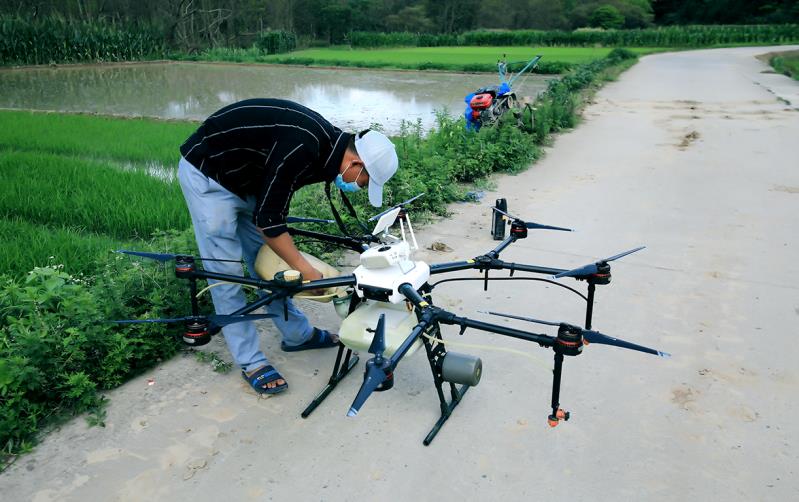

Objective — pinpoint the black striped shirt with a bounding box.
[179,98,351,237]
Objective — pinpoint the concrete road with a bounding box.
[3,46,798,501]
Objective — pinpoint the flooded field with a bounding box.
[0,62,555,133]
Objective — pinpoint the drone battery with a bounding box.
[339,301,423,358]
[469,93,493,110]
[491,198,507,240]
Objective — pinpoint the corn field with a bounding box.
[350,24,799,48]
[0,16,166,65]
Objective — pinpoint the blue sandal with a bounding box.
[281,328,339,352]
[242,365,288,395]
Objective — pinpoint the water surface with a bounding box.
[0,62,554,133]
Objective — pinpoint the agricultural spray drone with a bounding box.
[115,193,669,445]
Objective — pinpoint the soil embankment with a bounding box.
[2,46,798,500]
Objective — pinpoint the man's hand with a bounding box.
[262,231,327,296]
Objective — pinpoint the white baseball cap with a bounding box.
[354,130,398,207]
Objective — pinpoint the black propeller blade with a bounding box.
[581,329,670,358]
[111,313,276,330]
[552,246,645,279]
[347,314,391,417]
[115,250,242,263]
[368,193,425,222]
[491,206,573,232]
[484,311,670,358]
[286,216,336,225]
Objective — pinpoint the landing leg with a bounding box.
[420,322,471,445]
[301,344,359,418]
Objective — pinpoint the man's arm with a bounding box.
[261,231,322,282]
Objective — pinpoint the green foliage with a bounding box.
[0,150,190,240]
[770,51,799,80]
[350,25,799,48]
[0,229,206,463]
[0,110,197,167]
[184,46,650,74]
[0,217,126,279]
[0,15,165,66]
[591,5,626,30]
[255,30,297,55]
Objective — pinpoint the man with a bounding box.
[177,98,398,395]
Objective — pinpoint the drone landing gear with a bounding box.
[547,352,570,427]
[301,344,359,418]
[420,323,479,446]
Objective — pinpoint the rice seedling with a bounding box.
[0,150,189,239]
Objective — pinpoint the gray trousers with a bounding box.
[177,157,314,373]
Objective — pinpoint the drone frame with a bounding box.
[119,198,662,445]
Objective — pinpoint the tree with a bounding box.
[590,4,625,29]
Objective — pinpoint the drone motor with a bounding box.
[182,319,211,346]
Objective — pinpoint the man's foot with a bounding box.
[242,365,288,394]
[281,328,339,352]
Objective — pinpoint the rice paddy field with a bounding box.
[189,45,661,72]
[0,110,196,277]
[267,46,656,66]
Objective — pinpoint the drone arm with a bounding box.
[437,312,554,347]
[398,282,554,347]
[500,261,567,277]
[296,274,357,292]
[429,258,566,278]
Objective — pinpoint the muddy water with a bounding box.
[0,62,554,133]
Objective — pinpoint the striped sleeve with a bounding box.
[255,142,313,237]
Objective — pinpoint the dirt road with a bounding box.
[3,46,798,500]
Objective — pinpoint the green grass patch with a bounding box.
[0,149,189,240]
[0,110,196,167]
[0,217,126,278]
[179,45,659,73]
[770,50,799,80]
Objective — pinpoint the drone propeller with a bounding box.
[368,193,425,222]
[115,250,242,264]
[111,313,276,330]
[491,206,573,232]
[484,311,670,358]
[286,216,336,225]
[552,246,645,279]
[347,314,391,417]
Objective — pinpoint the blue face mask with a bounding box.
[335,163,364,193]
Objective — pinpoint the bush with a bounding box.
[0,229,208,461]
[255,30,297,55]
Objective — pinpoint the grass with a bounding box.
[0,110,197,167]
[0,217,126,278]
[0,149,189,239]
[271,46,654,65]
[770,50,799,80]
[180,45,661,73]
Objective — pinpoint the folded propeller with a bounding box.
[111,313,276,330]
[347,314,392,417]
[484,311,670,358]
[491,207,573,232]
[115,250,242,263]
[552,246,645,279]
